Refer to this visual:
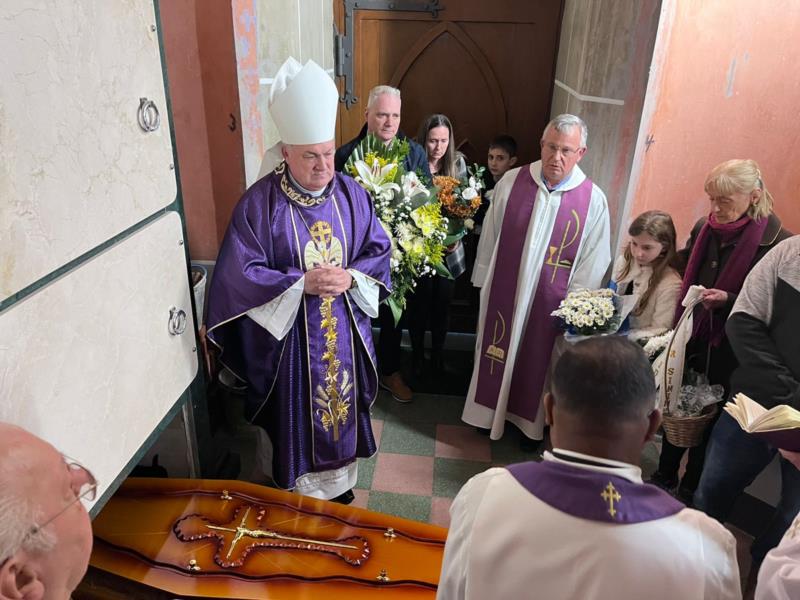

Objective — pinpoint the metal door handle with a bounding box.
[168,306,187,335]
[138,97,161,132]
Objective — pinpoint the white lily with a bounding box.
[401,171,430,199]
[353,159,400,201]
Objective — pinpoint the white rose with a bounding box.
[462,187,478,201]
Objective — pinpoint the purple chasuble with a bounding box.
[206,166,392,489]
[475,168,592,421]
[507,461,684,524]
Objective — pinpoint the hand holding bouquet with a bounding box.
[551,288,623,337]
[434,164,486,239]
[346,134,450,323]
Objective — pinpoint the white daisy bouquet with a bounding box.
[346,134,450,323]
[551,288,622,336]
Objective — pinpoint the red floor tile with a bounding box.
[371,452,434,496]
[435,424,492,462]
[351,488,370,509]
[430,496,453,528]
[372,419,384,449]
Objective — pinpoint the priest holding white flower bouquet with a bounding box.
[464,114,611,450]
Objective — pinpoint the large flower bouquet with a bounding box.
[551,288,623,337]
[346,134,450,323]
[434,164,486,236]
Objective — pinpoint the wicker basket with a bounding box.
[660,298,718,448]
[662,403,718,448]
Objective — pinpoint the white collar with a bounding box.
[544,448,643,484]
[530,161,586,192]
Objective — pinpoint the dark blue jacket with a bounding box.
[335,124,432,183]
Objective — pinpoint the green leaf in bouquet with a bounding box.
[387,296,403,326]
[443,231,465,246]
[433,260,453,279]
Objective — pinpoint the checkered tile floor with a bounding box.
[350,389,550,527]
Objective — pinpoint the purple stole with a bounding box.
[475,167,592,421]
[508,461,684,524]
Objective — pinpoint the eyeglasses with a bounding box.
[26,456,98,540]
[541,142,582,157]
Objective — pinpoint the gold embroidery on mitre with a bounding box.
[304,220,343,268]
[546,208,582,283]
[601,482,622,518]
[314,296,351,441]
[484,311,507,375]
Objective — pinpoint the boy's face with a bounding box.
[487,147,516,180]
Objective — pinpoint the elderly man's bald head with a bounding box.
[0,423,93,600]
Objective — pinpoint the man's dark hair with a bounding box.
[551,336,655,425]
[488,134,517,157]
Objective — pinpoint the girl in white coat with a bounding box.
[613,210,682,342]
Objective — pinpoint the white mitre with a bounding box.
[258,58,339,178]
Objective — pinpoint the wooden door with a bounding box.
[335,0,564,165]
[335,0,564,333]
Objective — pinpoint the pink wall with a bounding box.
[160,0,245,261]
[628,1,800,244]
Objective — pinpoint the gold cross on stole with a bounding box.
[601,482,622,518]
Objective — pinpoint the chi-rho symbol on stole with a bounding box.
[545,208,581,283]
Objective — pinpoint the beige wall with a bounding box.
[233,0,335,186]
[625,0,800,246]
[551,0,661,249]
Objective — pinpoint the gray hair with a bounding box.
[367,85,401,109]
[0,489,56,563]
[543,114,588,148]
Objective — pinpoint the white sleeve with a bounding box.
[346,269,380,318]
[436,477,479,600]
[246,276,305,340]
[471,171,515,288]
[755,513,800,600]
[701,518,743,600]
[568,186,611,291]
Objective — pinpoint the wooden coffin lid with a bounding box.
[90,478,447,599]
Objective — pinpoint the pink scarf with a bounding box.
[675,213,768,346]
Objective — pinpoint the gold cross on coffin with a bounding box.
[600,482,622,518]
[173,505,371,568]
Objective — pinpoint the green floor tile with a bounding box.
[387,393,466,425]
[355,455,377,489]
[369,391,393,421]
[379,420,436,455]
[367,491,431,522]
[433,457,491,498]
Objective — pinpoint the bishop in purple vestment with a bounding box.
[205,58,391,501]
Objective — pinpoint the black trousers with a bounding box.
[406,275,455,355]
[377,303,403,376]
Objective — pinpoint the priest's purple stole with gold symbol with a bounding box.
[475,168,592,421]
[508,461,684,523]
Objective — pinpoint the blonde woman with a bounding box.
[650,159,792,504]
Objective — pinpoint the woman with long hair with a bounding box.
[612,210,682,341]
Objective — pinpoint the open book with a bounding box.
[724,393,800,451]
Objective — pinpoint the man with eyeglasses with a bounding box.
[464,114,611,451]
[0,423,95,599]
